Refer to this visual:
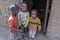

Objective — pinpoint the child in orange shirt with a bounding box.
[8,4,19,40]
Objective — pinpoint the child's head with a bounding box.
[31,9,37,18]
[10,4,19,16]
[21,2,28,12]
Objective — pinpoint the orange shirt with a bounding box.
[8,15,19,34]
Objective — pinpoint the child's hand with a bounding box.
[21,26,24,31]
[12,27,19,31]
[19,26,21,29]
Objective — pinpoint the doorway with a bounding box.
[23,0,52,33]
[32,0,47,32]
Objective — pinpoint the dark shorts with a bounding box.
[21,24,29,33]
[24,27,29,33]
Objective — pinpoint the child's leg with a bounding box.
[9,33,15,40]
[29,29,32,38]
[9,32,18,40]
[31,30,36,38]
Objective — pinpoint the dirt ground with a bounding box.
[0,26,50,40]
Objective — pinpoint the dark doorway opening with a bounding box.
[32,0,47,32]
[23,0,52,33]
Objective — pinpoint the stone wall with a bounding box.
[0,0,22,27]
[47,0,60,40]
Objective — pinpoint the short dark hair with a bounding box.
[32,9,37,13]
[21,1,27,6]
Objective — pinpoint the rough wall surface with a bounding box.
[0,0,22,27]
[47,0,60,40]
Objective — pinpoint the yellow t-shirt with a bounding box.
[29,17,41,31]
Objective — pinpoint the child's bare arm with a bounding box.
[38,19,41,32]
[24,13,29,28]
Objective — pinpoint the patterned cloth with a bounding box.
[18,11,29,28]
[29,17,41,31]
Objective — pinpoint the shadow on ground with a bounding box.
[0,26,50,40]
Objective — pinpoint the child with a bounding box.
[8,4,19,40]
[29,9,41,39]
[18,2,29,33]
[18,2,29,40]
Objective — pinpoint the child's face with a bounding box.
[31,11,37,18]
[11,8,19,16]
[21,3,27,12]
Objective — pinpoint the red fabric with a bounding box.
[8,15,18,34]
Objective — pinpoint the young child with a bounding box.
[8,4,19,40]
[29,9,41,39]
[18,2,29,33]
[18,2,29,40]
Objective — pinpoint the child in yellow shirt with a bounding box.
[29,9,41,39]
